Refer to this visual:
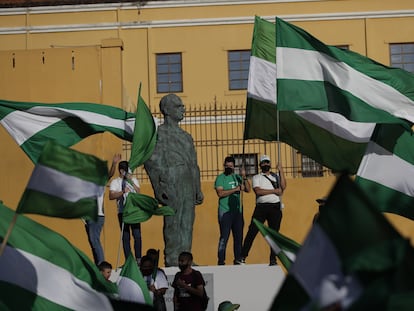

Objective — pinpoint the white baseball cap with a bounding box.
[260,155,271,163]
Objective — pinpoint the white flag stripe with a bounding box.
[277,47,414,122]
[296,110,376,143]
[247,56,277,104]
[264,236,297,262]
[357,141,414,196]
[27,164,104,202]
[0,246,113,310]
[283,250,296,262]
[0,112,57,146]
[1,106,135,146]
[117,276,146,303]
[265,236,282,254]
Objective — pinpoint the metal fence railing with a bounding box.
[123,101,333,183]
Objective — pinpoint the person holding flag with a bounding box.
[109,160,141,263]
[139,255,168,311]
[240,155,286,266]
[214,156,251,265]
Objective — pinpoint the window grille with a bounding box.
[228,50,250,90]
[156,52,183,93]
[390,43,414,73]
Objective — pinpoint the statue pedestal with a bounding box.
[111,264,285,310]
[163,264,285,310]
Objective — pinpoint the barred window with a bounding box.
[301,154,323,177]
[390,43,414,73]
[228,50,250,90]
[232,153,258,177]
[156,53,183,93]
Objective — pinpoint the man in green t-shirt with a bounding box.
[214,156,251,265]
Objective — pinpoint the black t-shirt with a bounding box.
[172,269,205,311]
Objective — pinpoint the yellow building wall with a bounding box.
[0,0,414,266]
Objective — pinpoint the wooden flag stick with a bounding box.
[0,212,18,257]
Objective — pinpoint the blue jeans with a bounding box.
[218,211,244,265]
[118,213,142,260]
[85,216,105,265]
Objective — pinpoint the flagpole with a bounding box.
[276,106,283,207]
[151,249,160,281]
[116,222,125,271]
[0,212,18,256]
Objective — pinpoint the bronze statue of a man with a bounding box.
[145,94,204,267]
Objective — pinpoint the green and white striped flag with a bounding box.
[355,124,414,220]
[244,16,278,142]
[244,17,384,174]
[253,219,300,270]
[273,17,414,220]
[0,201,118,310]
[275,17,414,125]
[0,99,135,163]
[117,254,153,306]
[271,175,413,310]
[17,141,108,220]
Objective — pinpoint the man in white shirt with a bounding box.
[239,155,286,266]
[109,160,141,262]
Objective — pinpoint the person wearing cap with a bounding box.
[214,156,251,265]
[313,197,327,224]
[239,155,286,266]
[218,300,240,311]
[109,160,141,262]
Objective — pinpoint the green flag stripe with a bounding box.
[0,282,72,311]
[277,79,404,124]
[277,48,414,121]
[244,99,278,141]
[17,189,98,219]
[357,142,414,197]
[355,177,414,220]
[1,246,113,310]
[27,165,104,202]
[247,56,276,104]
[251,16,275,62]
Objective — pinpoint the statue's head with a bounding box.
[159,94,185,122]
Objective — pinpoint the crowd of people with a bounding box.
[99,250,212,311]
